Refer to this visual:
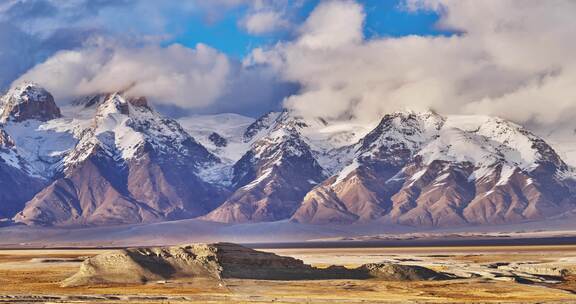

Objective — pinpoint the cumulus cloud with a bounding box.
[0,0,173,92]
[15,41,294,116]
[297,0,364,49]
[15,43,229,108]
[241,10,289,35]
[197,0,299,30]
[236,0,310,35]
[247,0,576,127]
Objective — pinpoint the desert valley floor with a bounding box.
[2,244,576,303]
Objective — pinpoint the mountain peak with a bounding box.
[99,93,129,115]
[0,83,62,123]
[73,92,149,111]
[357,110,445,159]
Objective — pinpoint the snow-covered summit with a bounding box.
[293,110,576,227]
[0,82,61,123]
[63,93,217,170]
[348,111,568,179]
[427,115,566,172]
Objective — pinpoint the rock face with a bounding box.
[209,132,227,147]
[62,243,448,287]
[292,112,576,226]
[0,83,61,123]
[14,93,228,226]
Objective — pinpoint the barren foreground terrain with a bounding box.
[1,245,576,303]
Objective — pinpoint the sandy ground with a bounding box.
[1,246,576,303]
[264,245,576,266]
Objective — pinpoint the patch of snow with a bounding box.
[332,160,359,186]
[197,162,234,186]
[417,116,545,179]
[483,189,495,197]
[0,149,22,170]
[303,119,375,175]
[4,118,80,178]
[436,173,450,181]
[496,166,516,186]
[179,113,254,164]
[468,166,495,182]
[242,167,274,190]
[410,168,428,182]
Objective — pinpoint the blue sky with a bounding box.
[170,0,451,58]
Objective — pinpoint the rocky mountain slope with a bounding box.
[1,83,575,228]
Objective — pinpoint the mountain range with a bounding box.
[1,83,575,228]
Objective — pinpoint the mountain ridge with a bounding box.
[1,84,575,228]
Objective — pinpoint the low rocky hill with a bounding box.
[62,243,449,287]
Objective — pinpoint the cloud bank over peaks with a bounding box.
[246,0,576,128]
[15,40,293,116]
[16,43,229,108]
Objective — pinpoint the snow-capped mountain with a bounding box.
[203,111,327,223]
[1,83,575,228]
[0,84,61,218]
[292,112,575,226]
[11,88,228,226]
[0,83,61,123]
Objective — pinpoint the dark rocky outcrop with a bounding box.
[209,132,227,147]
[359,263,451,281]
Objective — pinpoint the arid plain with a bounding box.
[2,245,576,303]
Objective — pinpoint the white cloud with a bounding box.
[241,10,288,35]
[15,43,231,109]
[297,0,364,49]
[14,39,294,116]
[247,0,576,127]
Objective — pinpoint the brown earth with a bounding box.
[1,245,576,303]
